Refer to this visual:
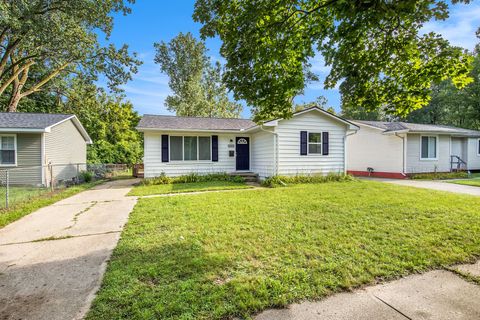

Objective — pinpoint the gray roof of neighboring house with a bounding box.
[137,114,256,131]
[0,112,92,143]
[354,120,480,137]
[0,112,73,129]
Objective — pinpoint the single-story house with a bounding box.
[347,120,480,178]
[137,107,359,179]
[0,112,92,186]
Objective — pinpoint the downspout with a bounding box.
[394,132,406,176]
[260,125,278,176]
[344,130,358,174]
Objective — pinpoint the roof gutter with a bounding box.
[136,127,249,133]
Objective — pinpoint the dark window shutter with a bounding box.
[322,132,329,155]
[212,135,218,162]
[161,135,169,162]
[300,131,307,155]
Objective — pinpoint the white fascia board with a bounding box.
[382,129,410,135]
[137,127,244,134]
[0,128,47,133]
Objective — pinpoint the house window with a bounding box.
[308,132,322,154]
[421,136,437,160]
[0,135,16,166]
[478,139,480,156]
[170,136,211,161]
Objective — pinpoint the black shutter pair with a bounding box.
[300,131,329,155]
[161,135,219,162]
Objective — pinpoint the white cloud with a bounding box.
[421,3,480,51]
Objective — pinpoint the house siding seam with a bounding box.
[44,119,87,184]
[275,112,347,176]
[250,130,275,179]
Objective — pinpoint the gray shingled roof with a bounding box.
[355,120,480,136]
[0,112,73,129]
[137,114,256,131]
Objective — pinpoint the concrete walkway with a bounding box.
[0,179,138,320]
[256,262,480,320]
[381,179,480,196]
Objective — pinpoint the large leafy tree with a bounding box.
[15,79,143,164]
[154,32,242,118]
[194,0,474,121]
[61,80,143,164]
[405,51,480,129]
[0,0,141,112]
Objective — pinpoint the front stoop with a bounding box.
[230,172,259,183]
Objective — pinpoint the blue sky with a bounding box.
[103,1,480,118]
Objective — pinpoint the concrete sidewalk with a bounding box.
[256,262,480,320]
[381,179,480,196]
[0,179,138,320]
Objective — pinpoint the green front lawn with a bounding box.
[88,181,480,320]
[449,178,480,187]
[128,180,252,196]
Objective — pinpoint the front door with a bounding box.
[236,137,250,171]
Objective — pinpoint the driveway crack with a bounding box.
[0,230,121,247]
[63,201,98,230]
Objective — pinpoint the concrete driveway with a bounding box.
[256,266,480,320]
[0,179,138,320]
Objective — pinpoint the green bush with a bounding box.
[410,171,469,180]
[79,171,94,183]
[141,172,245,185]
[262,172,355,187]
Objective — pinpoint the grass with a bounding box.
[88,180,480,320]
[0,181,103,229]
[0,186,51,208]
[128,180,252,196]
[449,178,480,187]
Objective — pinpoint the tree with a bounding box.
[294,96,329,112]
[405,52,480,129]
[0,0,141,112]
[193,0,473,121]
[154,32,242,118]
[61,80,143,164]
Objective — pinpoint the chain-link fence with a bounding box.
[0,163,131,209]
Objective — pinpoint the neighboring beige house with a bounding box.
[137,107,359,179]
[347,121,480,178]
[0,113,92,186]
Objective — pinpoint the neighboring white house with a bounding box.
[137,107,359,179]
[347,121,480,178]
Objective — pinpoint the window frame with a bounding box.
[420,135,439,161]
[168,135,212,162]
[307,131,324,155]
[0,134,17,167]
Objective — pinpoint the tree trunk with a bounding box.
[7,67,27,112]
[7,81,22,112]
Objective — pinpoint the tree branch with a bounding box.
[20,62,69,98]
[0,60,34,96]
